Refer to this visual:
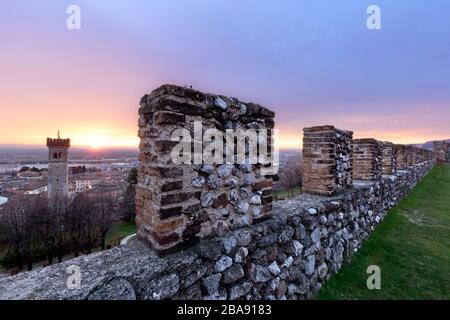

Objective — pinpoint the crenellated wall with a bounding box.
[0,85,439,300]
[0,161,435,300]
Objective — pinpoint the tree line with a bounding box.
[0,167,138,272]
[0,192,117,271]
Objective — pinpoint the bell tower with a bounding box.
[47,131,70,210]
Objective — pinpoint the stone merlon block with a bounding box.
[302,125,353,196]
[381,141,396,175]
[136,84,276,255]
[405,145,416,167]
[394,144,408,170]
[353,138,382,181]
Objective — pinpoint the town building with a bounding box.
[24,182,48,195]
[74,178,98,192]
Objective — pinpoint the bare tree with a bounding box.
[1,197,41,271]
[67,193,96,256]
[74,194,102,255]
[92,193,115,250]
[35,195,67,265]
[121,167,137,221]
[0,209,7,243]
[67,194,84,257]
[280,156,303,197]
[0,189,120,271]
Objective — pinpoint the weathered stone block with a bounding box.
[394,144,408,170]
[302,125,353,196]
[353,138,382,181]
[406,145,416,167]
[154,111,186,125]
[382,141,395,175]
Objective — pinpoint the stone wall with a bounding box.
[352,139,382,181]
[0,161,435,300]
[136,85,275,254]
[302,126,353,196]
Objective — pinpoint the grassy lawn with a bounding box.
[274,187,301,200]
[317,165,450,300]
[106,220,136,243]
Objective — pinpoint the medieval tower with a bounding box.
[47,131,70,209]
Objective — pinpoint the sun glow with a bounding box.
[68,132,139,149]
[88,135,109,149]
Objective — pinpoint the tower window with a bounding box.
[53,152,58,159]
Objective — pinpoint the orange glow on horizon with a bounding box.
[1,131,447,150]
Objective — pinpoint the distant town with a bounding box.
[0,144,303,207]
[0,145,139,206]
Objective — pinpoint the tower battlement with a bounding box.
[46,138,71,147]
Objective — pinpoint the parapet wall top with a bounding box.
[47,136,71,148]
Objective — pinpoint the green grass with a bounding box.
[106,220,136,242]
[317,165,450,300]
[274,187,301,200]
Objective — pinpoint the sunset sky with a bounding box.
[1,0,449,149]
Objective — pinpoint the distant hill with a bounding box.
[410,139,450,150]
